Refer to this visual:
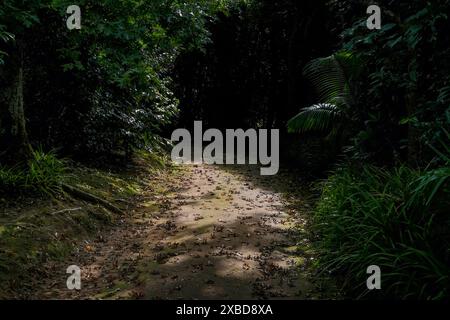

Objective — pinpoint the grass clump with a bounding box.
[314,164,449,300]
[0,149,66,196]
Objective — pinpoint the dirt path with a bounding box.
[36,164,327,299]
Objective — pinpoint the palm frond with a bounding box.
[303,51,361,107]
[287,103,340,133]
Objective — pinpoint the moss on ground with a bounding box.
[0,152,172,299]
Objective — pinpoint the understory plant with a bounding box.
[0,149,66,196]
[314,160,449,299]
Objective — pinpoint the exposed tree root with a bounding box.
[61,183,124,215]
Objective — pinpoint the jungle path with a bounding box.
[35,164,333,300]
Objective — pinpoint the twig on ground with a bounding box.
[50,207,83,215]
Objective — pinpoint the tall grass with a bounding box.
[0,149,66,195]
[314,163,449,299]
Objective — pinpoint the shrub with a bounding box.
[314,164,449,299]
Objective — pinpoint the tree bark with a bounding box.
[0,39,33,165]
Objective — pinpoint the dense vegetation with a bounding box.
[307,0,450,299]
[1,0,222,166]
[1,0,449,299]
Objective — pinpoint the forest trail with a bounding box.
[35,164,325,300]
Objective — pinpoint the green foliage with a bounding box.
[303,51,361,108]
[0,0,44,31]
[336,0,450,163]
[302,4,450,298]
[0,26,14,64]
[1,1,235,159]
[287,52,361,136]
[59,0,221,156]
[314,164,449,299]
[0,150,66,195]
[412,130,450,207]
[288,103,340,134]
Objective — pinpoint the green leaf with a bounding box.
[287,104,340,134]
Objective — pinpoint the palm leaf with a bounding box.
[287,103,340,133]
[287,51,362,136]
[303,51,361,107]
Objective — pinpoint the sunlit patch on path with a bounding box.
[35,164,331,300]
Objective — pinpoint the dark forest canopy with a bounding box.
[1,0,449,166]
[0,0,449,300]
[0,0,230,162]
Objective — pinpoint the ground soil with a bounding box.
[33,164,335,300]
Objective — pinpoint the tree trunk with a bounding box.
[0,39,33,165]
